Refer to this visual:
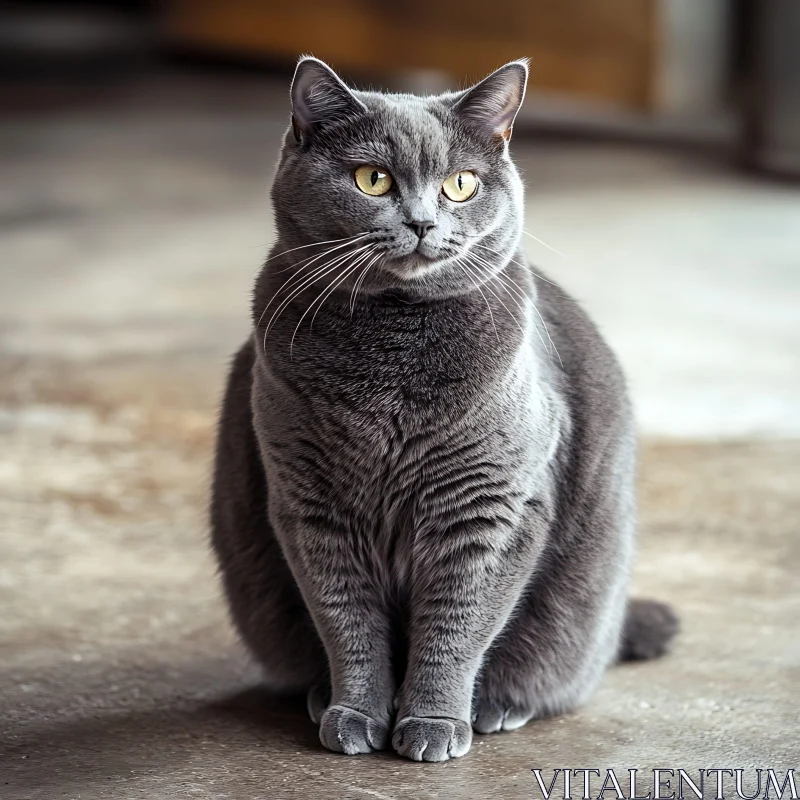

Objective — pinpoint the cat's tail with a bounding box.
[618,598,679,661]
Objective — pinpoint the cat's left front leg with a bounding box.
[393,514,544,762]
[270,508,396,755]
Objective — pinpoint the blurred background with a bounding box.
[1,3,799,797]
[2,0,798,436]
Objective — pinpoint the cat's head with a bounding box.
[270,56,528,296]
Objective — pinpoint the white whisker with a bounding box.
[350,251,383,315]
[266,245,370,335]
[469,252,529,307]
[469,251,564,368]
[257,252,340,339]
[474,242,559,287]
[460,256,524,337]
[521,228,567,259]
[264,243,372,352]
[269,234,370,276]
[311,247,375,330]
[255,237,371,334]
[291,247,375,355]
[528,300,562,368]
[264,232,369,267]
[453,257,499,343]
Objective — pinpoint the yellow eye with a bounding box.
[442,170,477,202]
[354,165,393,196]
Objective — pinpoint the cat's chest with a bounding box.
[268,292,524,416]
[256,316,552,595]
[259,347,539,520]
[257,292,543,535]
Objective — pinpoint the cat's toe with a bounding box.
[306,682,331,724]
[500,709,532,731]
[319,705,389,755]
[473,705,505,734]
[392,716,472,762]
[473,702,532,734]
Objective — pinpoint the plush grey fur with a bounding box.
[211,57,678,762]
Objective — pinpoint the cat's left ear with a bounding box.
[453,59,529,142]
[290,56,367,142]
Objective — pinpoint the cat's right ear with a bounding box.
[290,56,367,143]
[452,59,529,142]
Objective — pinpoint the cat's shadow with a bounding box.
[5,683,322,791]
[208,683,316,736]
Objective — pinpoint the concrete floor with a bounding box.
[1,72,798,798]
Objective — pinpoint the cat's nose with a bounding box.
[404,220,436,240]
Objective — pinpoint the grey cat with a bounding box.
[211,56,677,762]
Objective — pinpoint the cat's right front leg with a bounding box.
[273,506,395,755]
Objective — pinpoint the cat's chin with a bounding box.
[382,251,444,281]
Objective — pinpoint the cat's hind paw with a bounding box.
[319,704,389,755]
[392,716,472,762]
[472,702,533,734]
[306,682,330,724]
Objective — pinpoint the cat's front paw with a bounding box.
[319,704,389,755]
[392,715,472,762]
